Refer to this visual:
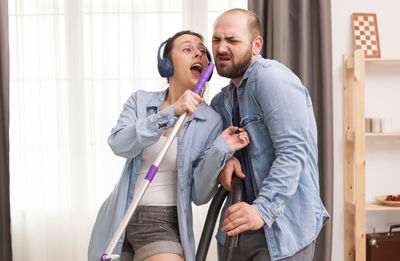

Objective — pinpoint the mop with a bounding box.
[100,62,215,261]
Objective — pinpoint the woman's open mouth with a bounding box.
[190,63,203,77]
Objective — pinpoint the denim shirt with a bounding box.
[211,55,330,260]
[88,88,234,261]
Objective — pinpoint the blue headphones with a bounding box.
[157,40,213,78]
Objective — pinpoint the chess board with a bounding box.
[352,13,381,58]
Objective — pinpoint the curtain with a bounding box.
[9,0,247,260]
[9,1,183,260]
[248,1,333,261]
[0,0,12,260]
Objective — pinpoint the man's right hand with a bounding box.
[218,156,245,191]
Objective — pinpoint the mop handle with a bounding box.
[100,62,214,261]
[145,61,214,181]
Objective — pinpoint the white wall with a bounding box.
[331,1,400,260]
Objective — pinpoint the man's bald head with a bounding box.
[215,8,262,41]
[212,8,263,86]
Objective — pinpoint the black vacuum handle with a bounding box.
[221,176,246,261]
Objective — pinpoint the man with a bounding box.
[210,9,329,261]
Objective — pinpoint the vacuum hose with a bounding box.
[196,186,229,261]
[196,176,245,261]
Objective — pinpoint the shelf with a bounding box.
[366,132,400,137]
[345,57,400,69]
[366,202,400,211]
[365,58,400,63]
[346,201,400,212]
[345,131,400,140]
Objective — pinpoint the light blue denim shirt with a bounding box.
[88,88,234,261]
[211,55,330,261]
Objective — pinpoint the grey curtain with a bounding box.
[0,0,12,260]
[248,1,333,261]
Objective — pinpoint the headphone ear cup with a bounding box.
[157,40,174,78]
[157,58,174,78]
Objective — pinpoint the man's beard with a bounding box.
[215,47,253,79]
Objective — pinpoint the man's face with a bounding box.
[212,13,253,83]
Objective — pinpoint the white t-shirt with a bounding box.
[133,136,178,206]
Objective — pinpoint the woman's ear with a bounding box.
[252,35,263,56]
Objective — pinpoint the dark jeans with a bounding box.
[217,232,315,261]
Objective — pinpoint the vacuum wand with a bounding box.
[100,62,214,261]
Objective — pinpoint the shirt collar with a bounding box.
[242,54,262,81]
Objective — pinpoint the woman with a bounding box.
[88,31,249,261]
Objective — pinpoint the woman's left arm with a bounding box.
[191,119,250,205]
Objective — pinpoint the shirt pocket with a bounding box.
[240,115,273,156]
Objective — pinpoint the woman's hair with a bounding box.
[162,30,204,60]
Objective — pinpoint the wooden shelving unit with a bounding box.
[343,50,400,261]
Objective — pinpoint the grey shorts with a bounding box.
[126,206,183,261]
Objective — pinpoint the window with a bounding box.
[9,1,247,260]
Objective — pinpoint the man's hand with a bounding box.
[221,202,266,236]
[220,126,250,151]
[218,157,245,191]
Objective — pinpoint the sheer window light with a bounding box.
[9,1,247,260]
